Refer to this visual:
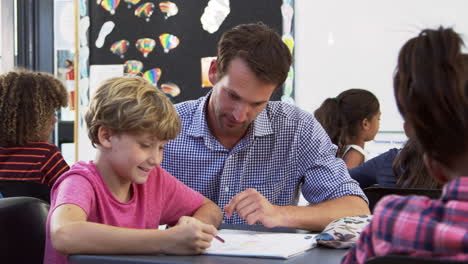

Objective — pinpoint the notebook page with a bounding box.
[203,229,318,259]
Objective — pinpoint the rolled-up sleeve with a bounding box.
[298,116,368,204]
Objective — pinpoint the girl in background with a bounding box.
[393,138,441,189]
[315,89,380,169]
[0,70,69,199]
[350,124,441,189]
[342,27,468,263]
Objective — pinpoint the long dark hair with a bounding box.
[314,89,380,157]
[393,138,442,189]
[394,27,468,169]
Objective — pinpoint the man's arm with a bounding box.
[277,195,370,231]
[192,197,223,228]
[224,189,369,231]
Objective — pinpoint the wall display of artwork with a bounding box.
[75,0,294,160]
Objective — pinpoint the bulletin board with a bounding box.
[88,0,294,103]
[75,0,295,160]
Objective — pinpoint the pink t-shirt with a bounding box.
[43,161,204,264]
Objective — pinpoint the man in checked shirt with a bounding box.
[162,23,369,231]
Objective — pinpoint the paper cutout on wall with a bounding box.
[95,21,115,48]
[143,68,162,86]
[79,16,90,48]
[282,35,294,55]
[159,34,180,53]
[161,82,181,97]
[79,77,90,107]
[281,66,295,104]
[281,0,295,105]
[79,46,90,78]
[124,0,141,8]
[100,0,120,15]
[200,0,230,34]
[201,57,216,87]
[80,0,88,17]
[110,39,130,58]
[281,1,294,35]
[124,60,144,74]
[136,38,156,57]
[159,1,178,19]
[135,2,155,22]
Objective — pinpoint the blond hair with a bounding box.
[0,69,68,145]
[85,76,180,146]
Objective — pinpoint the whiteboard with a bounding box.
[295,0,468,132]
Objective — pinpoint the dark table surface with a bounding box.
[69,224,347,264]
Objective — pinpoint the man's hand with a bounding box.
[224,188,285,228]
[162,216,218,255]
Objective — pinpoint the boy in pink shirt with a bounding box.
[44,76,222,264]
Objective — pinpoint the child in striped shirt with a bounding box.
[0,69,69,199]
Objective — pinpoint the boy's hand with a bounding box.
[162,216,218,255]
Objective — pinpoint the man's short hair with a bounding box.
[216,23,292,88]
[85,76,180,146]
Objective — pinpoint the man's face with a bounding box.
[207,57,276,137]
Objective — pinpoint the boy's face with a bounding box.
[105,132,167,184]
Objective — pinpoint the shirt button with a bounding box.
[224,186,229,192]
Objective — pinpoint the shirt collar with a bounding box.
[252,106,273,137]
[186,92,211,138]
[441,177,468,202]
[186,91,274,138]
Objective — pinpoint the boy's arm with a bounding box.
[191,197,223,228]
[50,203,217,255]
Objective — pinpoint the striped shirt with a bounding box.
[0,142,69,186]
[162,92,366,224]
[342,177,468,263]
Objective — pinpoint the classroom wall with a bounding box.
[294,0,468,133]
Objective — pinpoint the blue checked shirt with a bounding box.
[162,93,367,224]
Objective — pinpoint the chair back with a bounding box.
[363,186,442,213]
[0,197,50,264]
[0,180,51,203]
[366,255,467,264]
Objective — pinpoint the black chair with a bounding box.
[0,197,50,264]
[0,180,51,203]
[57,120,74,149]
[363,186,442,213]
[366,255,466,264]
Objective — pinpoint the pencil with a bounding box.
[214,235,225,243]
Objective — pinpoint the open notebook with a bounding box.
[203,229,318,259]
